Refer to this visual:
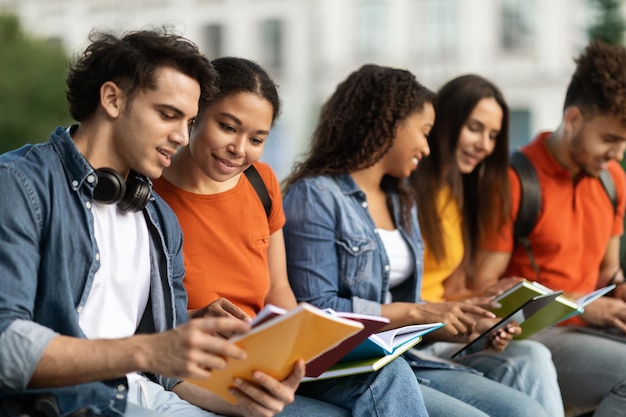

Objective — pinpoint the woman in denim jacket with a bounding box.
[283,65,550,417]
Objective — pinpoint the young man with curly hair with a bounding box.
[475,40,626,415]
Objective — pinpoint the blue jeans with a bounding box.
[454,340,563,416]
[416,368,547,417]
[296,357,429,417]
[425,339,563,416]
[532,326,626,417]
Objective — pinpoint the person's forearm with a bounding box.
[30,333,153,388]
[380,302,422,329]
[264,284,297,310]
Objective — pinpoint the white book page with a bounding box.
[576,284,616,307]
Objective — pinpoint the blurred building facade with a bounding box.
[0,0,606,178]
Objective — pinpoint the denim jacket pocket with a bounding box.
[336,235,376,285]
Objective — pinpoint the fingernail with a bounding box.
[233,378,243,387]
[492,302,502,309]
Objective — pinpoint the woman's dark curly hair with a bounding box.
[565,40,626,124]
[283,64,435,229]
[66,28,217,122]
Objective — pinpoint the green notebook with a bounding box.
[492,280,615,339]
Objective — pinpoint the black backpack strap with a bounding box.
[510,150,541,279]
[599,168,617,213]
[244,164,272,218]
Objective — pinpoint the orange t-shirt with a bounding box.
[153,162,285,318]
[482,132,626,299]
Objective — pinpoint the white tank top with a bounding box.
[377,228,414,303]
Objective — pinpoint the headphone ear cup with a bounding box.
[94,168,126,204]
[118,174,151,212]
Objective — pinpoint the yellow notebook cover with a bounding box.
[185,302,363,404]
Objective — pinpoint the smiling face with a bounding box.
[111,66,201,179]
[455,97,503,174]
[188,91,274,187]
[566,109,626,177]
[381,103,435,178]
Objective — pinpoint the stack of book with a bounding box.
[185,302,443,403]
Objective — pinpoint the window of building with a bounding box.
[500,0,535,53]
[260,19,283,73]
[412,0,457,61]
[509,108,532,151]
[420,0,458,59]
[204,24,223,59]
[356,0,386,60]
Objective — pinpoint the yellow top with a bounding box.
[421,186,465,302]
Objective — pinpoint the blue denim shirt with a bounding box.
[283,174,474,373]
[283,173,423,315]
[0,126,188,416]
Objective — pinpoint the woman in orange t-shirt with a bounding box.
[154,58,295,319]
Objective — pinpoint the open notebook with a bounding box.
[451,291,563,358]
[185,302,363,404]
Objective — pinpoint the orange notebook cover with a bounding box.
[185,302,364,404]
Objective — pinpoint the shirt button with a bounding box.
[115,393,124,400]
[384,265,390,271]
[352,246,359,252]
[361,201,368,208]
[85,201,92,209]
[95,253,100,261]
[117,384,126,392]
[76,305,83,313]
[87,175,96,184]
[71,180,79,188]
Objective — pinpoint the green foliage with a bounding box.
[0,14,72,154]
[587,0,626,44]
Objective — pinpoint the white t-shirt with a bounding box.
[78,202,151,340]
[377,228,414,303]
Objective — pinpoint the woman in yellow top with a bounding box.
[414,74,512,303]
[410,74,564,416]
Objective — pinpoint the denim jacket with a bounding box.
[283,174,473,373]
[283,173,423,315]
[0,126,188,416]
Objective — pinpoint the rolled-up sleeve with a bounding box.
[0,319,58,389]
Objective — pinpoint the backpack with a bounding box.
[510,150,617,278]
[244,164,272,218]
